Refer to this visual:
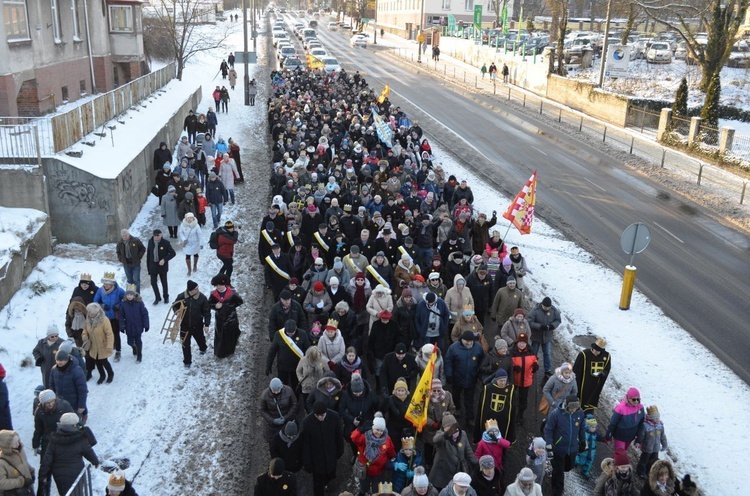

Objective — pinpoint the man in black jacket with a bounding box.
[172,280,210,367]
[301,401,344,496]
[146,229,176,305]
[268,291,307,342]
[380,342,419,394]
[466,264,493,326]
[266,320,310,391]
[183,110,197,143]
[32,390,74,461]
[116,229,146,294]
[254,458,297,496]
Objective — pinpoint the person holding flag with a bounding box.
[502,171,537,236]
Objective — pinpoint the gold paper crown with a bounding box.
[401,436,415,450]
[126,284,137,293]
[101,272,116,283]
[377,482,394,494]
[647,405,659,416]
[325,319,339,330]
[485,419,499,431]
[80,273,92,281]
[595,337,607,349]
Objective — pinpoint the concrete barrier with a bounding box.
[546,75,630,127]
[0,214,52,310]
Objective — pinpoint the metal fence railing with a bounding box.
[669,114,692,136]
[697,123,720,146]
[63,463,94,496]
[728,132,750,161]
[0,62,176,156]
[626,106,661,132]
[0,124,42,165]
[388,47,750,204]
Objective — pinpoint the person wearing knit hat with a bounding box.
[527,295,561,379]
[260,378,297,445]
[474,345,518,443]
[171,278,209,368]
[351,411,396,495]
[605,386,645,452]
[572,335,612,413]
[635,405,668,479]
[575,413,603,478]
[478,334,512,392]
[542,361,578,413]
[405,466,435,495]
[32,324,63,389]
[500,307,530,348]
[383,378,412,450]
[489,270,524,340]
[526,437,549,486]
[429,413,476,490]
[505,467,542,495]
[254,457,297,495]
[41,412,100,495]
[445,322,483,434]
[543,391,585,496]
[304,280,332,328]
[380,342,419,397]
[472,451,504,495]
[593,449,635,495]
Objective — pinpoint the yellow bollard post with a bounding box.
[619,265,637,310]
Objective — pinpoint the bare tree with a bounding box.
[145,0,233,80]
[637,0,749,91]
[548,0,570,75]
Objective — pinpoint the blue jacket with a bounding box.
[544,404,586,456]
[119,297,150,337]
[205,178,226,205]
[444,341,484,389]
[93,284,125,321]
[392,448,423,493]
[414,299,451,347]
[49,360,88,412]
[0,379,11,430]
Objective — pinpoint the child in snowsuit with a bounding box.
[196,188,208,227]
[474,419,511,474]
[392,436,423,493]
[526,437,550,486]
[636,405,668,479]
[575,414,605,477]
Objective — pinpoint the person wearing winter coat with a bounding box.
[270,421,304,473]
[367,253,395,291]
[504,467,543,496]
[336,346,367,388]
[296,346,330,409]
[206,107,218,137]
[0,430,35,495]
[402,467,440,496]
[254,458,296,496]
[302,259,329,292]
[525,437,549,488]
[469,212,497,254]
[259,378,298,444]
[118,286,149,363]
[395,288,418,347]
[479,337,513,384]
[430,414,477,490]
[32,391,73,460]
[116,230,146,294]
[394,254,421,297]
[182,112,197,143]
[81,302,114,385]
[640,459,677,496]
[573,337,611,413]
[474,420,511,474]
[301,401,344,496]
[380,343,419,394]
[160,186,180,238]
[444,275,474,325]
[178,213,202,275]
[544,395,586,496]
[304,282,333,325]
[33,325,63,388]
[218,154,239,204]
[501,309,530,347]
[146,229,176,305]
[205,172,226,228]
[267,319,310,393]
[445,332,484,424]
[636,405,668,479]
[153,141,172,171]
[248,80,257,105]
[593,450,637,496]
[70,273,98,305]
[49,349,88,426]
[317,324,346,367]
[605,387,646,452]
[472,454,504,496]
[543,362,578,412]
[0,367,9,431]
[228,67,237,89]
[466,265,493,326]
[177,191,197,221]
[338,372,378,454]
[450,307,485,348]
[488,277,523,343]
[351,412,397,494]
[415,292,451,349]
[208,274,243,358]
[576,414,605,478]
[154,164,173,205]
[219,86,230,112]
[93,274,125,362]
[39,412,99,495]
[384,379,412,449]
[365,284,393,332]
[421,378,455,466]
[267,293,308,342]
[527,296,561,378]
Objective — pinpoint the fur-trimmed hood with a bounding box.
[67,298,88,318]
[315,373,342,397]
[647,459,676,495]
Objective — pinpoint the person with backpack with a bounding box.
[213,220,239,282]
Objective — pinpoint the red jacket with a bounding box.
[351,429,396,477]
[196,195,208,214]
[510,346,538,388]
[216,229,238,259]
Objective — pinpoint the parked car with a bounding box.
[726,40,750,68]
[350,34,367,48]
[321,56,342,73]
[327,21,338,30]
[563,38,592,63]
[341,23,352,30]
[646,42,673,64]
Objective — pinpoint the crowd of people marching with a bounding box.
[252,67,699,496]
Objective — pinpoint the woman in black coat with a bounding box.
[208,275,244,359]
[152,142,172,171]
[39,414,99,495]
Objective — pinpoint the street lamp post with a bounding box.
[374,0,378,44]
[417,0,425,63]
[243,0,249,105]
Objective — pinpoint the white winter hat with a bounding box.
[372,412,386,431]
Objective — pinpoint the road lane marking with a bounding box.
[532,146,548,156]
[653,222,684,243]
[583,177,606,192]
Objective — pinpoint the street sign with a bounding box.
[473,5,482,31]
[605,44,631,78]
[233,51,257,64]
[620,222,651,256]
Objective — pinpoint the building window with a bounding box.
[441,0,450,10]
[487,1,494,12]
[3,0,30,41]
[71,0,82,40]
[109,4,133,32]
[80,79,86,95]
[464,0,473,11]
[61,85,69,102]
[50,0,62,42]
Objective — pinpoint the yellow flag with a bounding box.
[307,53,325,70]
[405,347,437,432]
[377,83,390,104]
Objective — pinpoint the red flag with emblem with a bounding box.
[502,171,537,235]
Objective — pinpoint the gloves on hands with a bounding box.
[394,462,408,471]
[145,328,150,333]
[546,445,554,460]
[303,274,312,281]
[24,477,34,488]
[272,418,285,426]
[35,357,44,366]
[532,363,539,373]
[34,447,41,456]
[101,304,110,311]
[541,324,550,331]
[513,365,521,372]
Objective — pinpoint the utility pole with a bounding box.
[374,0,378,44]
[417,0,425,63]
[597,0,613,87]
[252,0,257,52]
[243,0,249,105]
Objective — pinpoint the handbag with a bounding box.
[0,459,34,496]
[352,457,367,480]
[538,382,572,416]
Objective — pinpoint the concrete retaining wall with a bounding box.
[41,86,202,244]
[545,75,630,127]
[0,166,49,214]
[0,216,53,310]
